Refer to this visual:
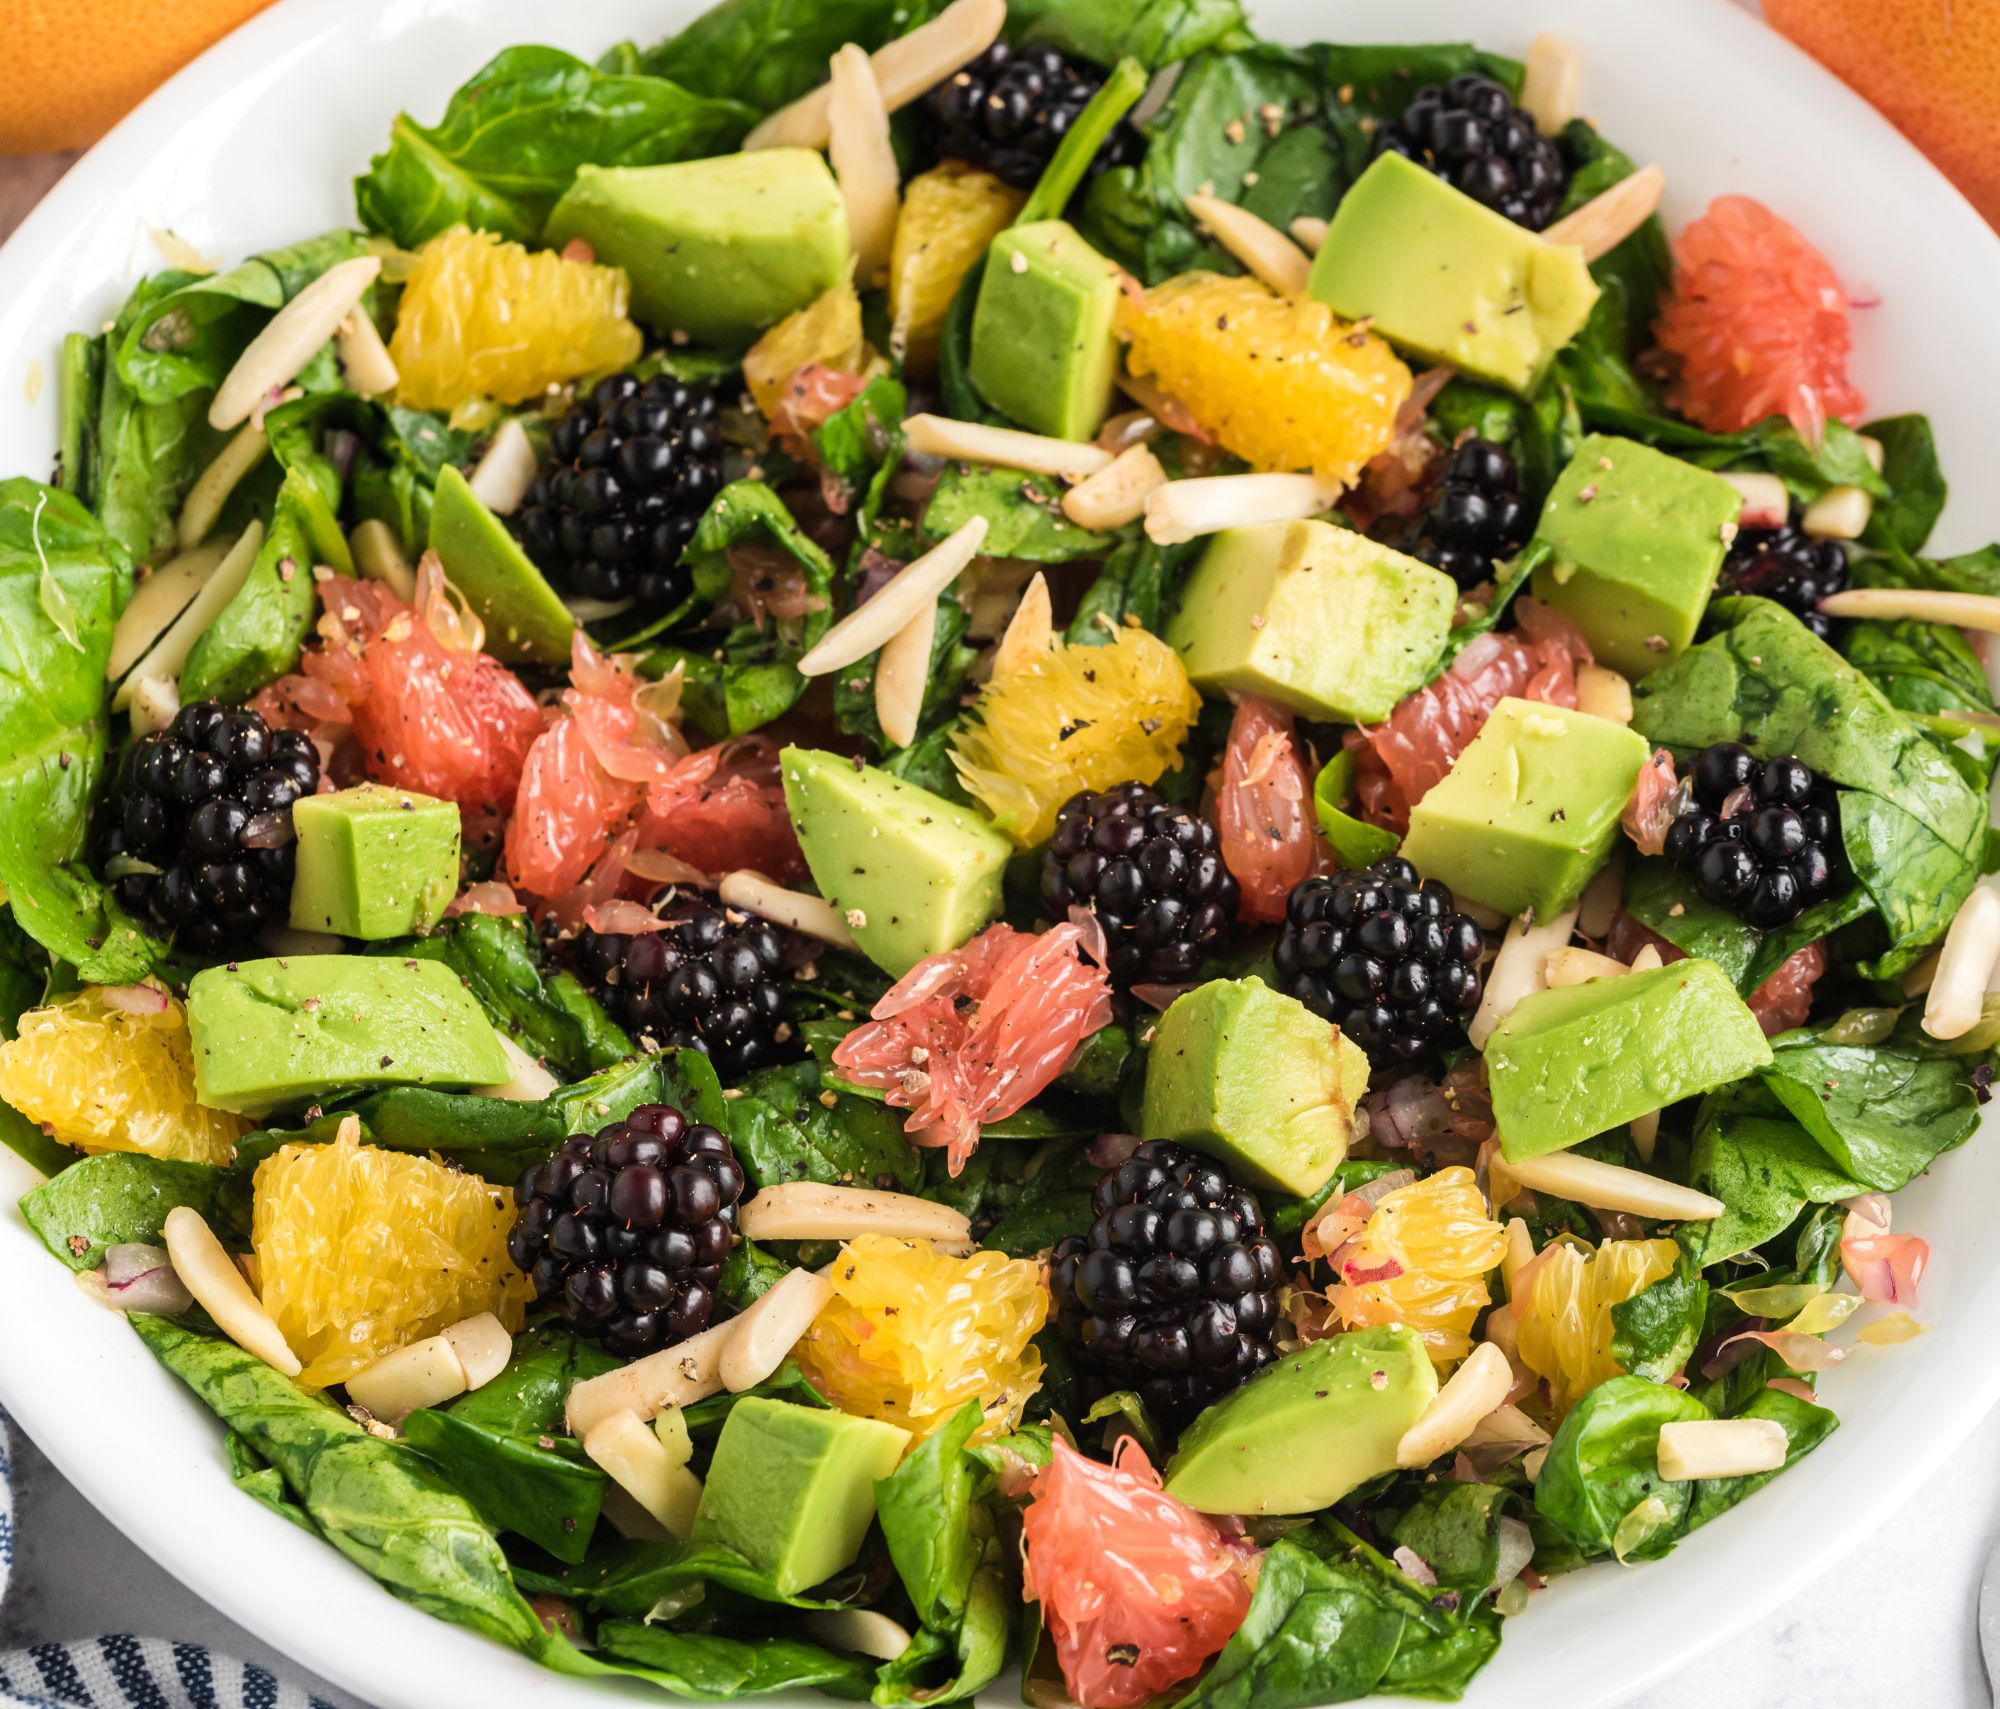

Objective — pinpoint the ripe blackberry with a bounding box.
[923,42,1145,191]
[1720,513,1849,638]
[512,370,725,607]
[1041,784,1237,988]
[571,900,796,1082]
[509,1103,743,1357]
[1664,743,1840,929]
[1048,1141,1282,1419]
[1408,436,1533,589]
[1274,858,1486,1067]
[1372,73,1570,230]
[98,702,319,952]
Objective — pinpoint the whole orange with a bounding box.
[3,0,278,154]
[1765,0,2000,226]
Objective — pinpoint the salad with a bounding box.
[1,0,1993,1704]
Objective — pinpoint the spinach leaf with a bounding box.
[1534,1375,1710,1561]
[1609,1258,1708,1383]
[922,466,1115,563]
[877,1401,981,1632]
[1860,414,1945,556]
[133,1315,544,1651]
[579,1620,875,1698]
[1384,1481,1515,1598]
[1619,857,1871,996]
[19,1151,246,1271]
[979,1144,1099,1256]
[226,1431,321,1535]
[636,0,942,114]
[552,1535,868,1617]
[1429,373,1581,509]
[1313,750,1400,869]
[1682,1385,1837,1533]
[727,1059,921,1192]
[353,46,753,248]
[1009,0,1247,68]
[1759,1033,1980,1190]
[1680,1100,1861,1265]
[718,1237,794,1311]
[1840,615,1995,726]
[873,1533,1011,1707]
[57,331,100,503]
[832,591,974,757]
[180,467,349,704]
[1067,535,1198,644]
[0,479,157,982]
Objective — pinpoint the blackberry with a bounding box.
[1664,742,1840,929]
[1273,858,1486,1067]
[1408,436,1533,589]
[1040,784,1237,988]
[923,42,1145,191]
[509,1103,743,1357]
[512,370,726,607]
[1720,513,1849,638]
[1372,73,1570,230]
[571,900,795,1082]
[1048,1141,1282,1419]
[98,702,319,952]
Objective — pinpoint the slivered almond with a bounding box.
[718,870,860,949]
[739,1181,973,1247]
[1544,164,1665,262]
[1519,34,1581,135]
[1631,1106,1661,1163]
[796,515,987,676]
[1801,484,1874,540]
[828,46,901,288]
[874,598,936,748]
[1922,885,2000,1040]
[350,518,418,602]
[162,1206,301,1377]
[468,419,537,516]
[1499,1218,1535,1299]
[1062,444,1168,531]
[990,571,1054,682]
[1545,945,1631,987]
[566,1320,732,1435]
[1630,944,1665,973]
[654,1405,694,1469]
[346,1333,469,1421]
[112,521,264,708]
[178,415,278,550]
[1816,587,2000,629]
[1575,852,1625,940]
[1656,1418,1788,1482]
[1719,471,1788,531]
[336,306,399,398]
[805,1609,915,1662]
[745,0,1006,150]
[1144,472,1343,545]
[1289,215,1328,254]
[108,538,230,681]
[1468,907,1579,1049]
[1575,663,1632,724]
[476,1031,561,1102]
[210,255,381,430]
[1396,1342,1514,1468]
[1183,193,1312,296]
[441,1313,513,1389]
[129,675,181,739]
[583,1412,704,1539]
[1500,1151,1724,1221]
[902,413,1113,481]
[719,1268,836,1393]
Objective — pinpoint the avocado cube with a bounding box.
[781,747,1011,978]
[1309,152,1599,395]
[969,220,1122,441]
[1529,435,1744,678]
[1165,1327,1436,1515]
[543,151,850,346]
[429,466,577,667]
[1141,978,1367,1198]
[1487,957,1774,1160]
[689,1398,910,1595]
[289,784,462,940]
[1400,698,1649,920]
[187,955,513,1117]
[1166,520,1457,722]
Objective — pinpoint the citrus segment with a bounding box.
[1514,1236,1680,1414]
[0,985,245,1165]
[252,1125,531,1388]
[1331,1166,1508,1365]
[794,1233,1047,1439]
[890,166,1026,374]
[743,281,866,423]
[639,735,805,884]
[389,226,641,412]
[1215,694,1316,923]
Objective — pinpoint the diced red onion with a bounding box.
[322,428,361,483]
[81,1244,194,1315]
[1392,1546,1437,1588]
[625,847,710,888]
[1490,1517,1535,1593]
[98,982,171,1016]
[582,899,671,936]
[1087,1133,1143,1169]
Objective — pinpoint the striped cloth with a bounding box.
[0,1414,337,1709]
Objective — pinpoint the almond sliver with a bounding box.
[718,1268,836,1393]
[1500,1150,1724,1221]
[336,306,399,398]
[1062,444,1168,532]
[1468,906,1579,1049]
[210,255,381,430]
[468,418,537,516]
[796,515,987,677]
[350,518,417,602]
[178,416,275,550]
[566,1320,732,1435]
[1922,884,2000,1040]
[1183,193,1312,296]
[441,1312,513,1389]
[1656,1418,1788,1482]
[989,570,1054,682]
[1519,34,1581,136]
[1544,164,1664,263]
[828,45,902,287]
[108,537,231,681]
[162,1206,300,1377]
[804,1609,915,1663]
[874,597,936,749]
[111,520,265,709]
[1144,472,1343,545]
[1396,1342,1514,1468]
[717,870,860,949]
[345,1333,469,1421]
[902,413,1114,482]
[738,1181,973,1247]
[1289,215,1328,255]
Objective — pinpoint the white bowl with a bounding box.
[1,2,1995,1706]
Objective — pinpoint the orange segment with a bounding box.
[743,282,866,422]
[1514,1236,1679,1414]
[889,166,1026,376]
[1332,1166,1508,1365]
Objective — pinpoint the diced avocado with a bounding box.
[543,152,850,347]
[289,785,462,940]
[186,955,513,1117]
[1530,435,1744,678]
[1164,1327,1436,1515]
[1140,978,1367,1198]
[1309,152,1600,395]
[1400,697,1649,920]
[781,747,1010,978]
[1165,520,1457,722]
[969,220,1122,441]
[1487,957,1775,1160]
[429,465,576,667]
[689,1398,910,1595]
